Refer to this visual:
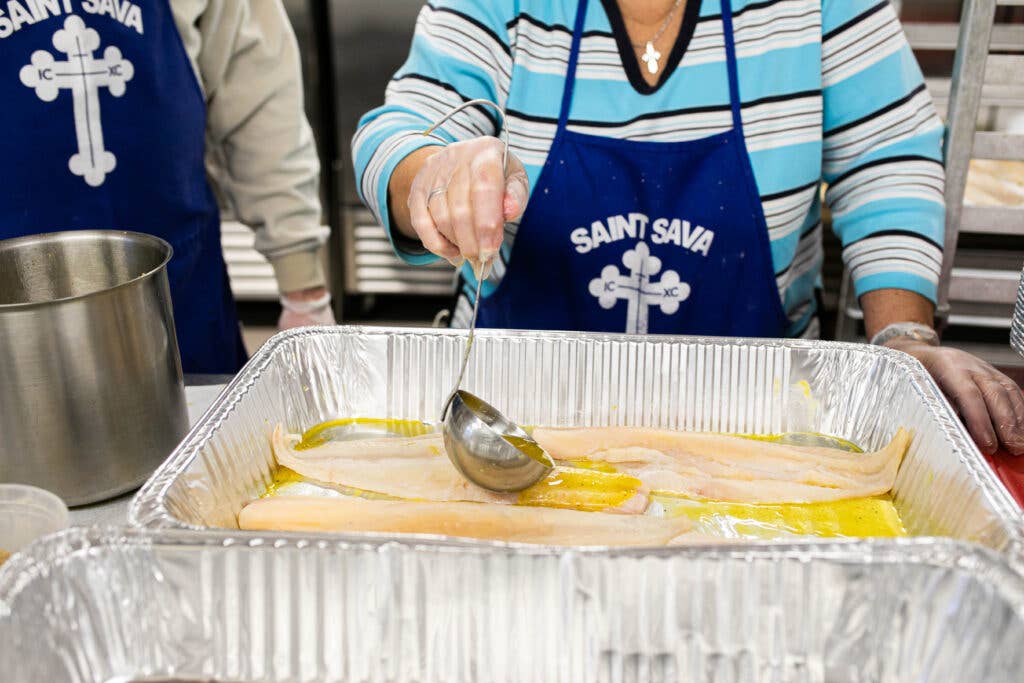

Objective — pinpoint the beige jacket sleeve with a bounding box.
[172,0,327,293]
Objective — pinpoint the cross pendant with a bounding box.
[640,41,661,75]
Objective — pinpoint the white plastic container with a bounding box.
[0,484,69,561]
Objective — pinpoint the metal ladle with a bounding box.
[426,99,554,493]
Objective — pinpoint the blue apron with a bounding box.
[0,2,247,374]
[472,0,787,337]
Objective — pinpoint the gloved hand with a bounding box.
[406,137,529,266]
[278,287,336,329]
[887,338,1024,456]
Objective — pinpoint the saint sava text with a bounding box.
[570,213,715,256]
[0,0,143,39]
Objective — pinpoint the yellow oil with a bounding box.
[263,465,402,502]
[296,417,435,450]
[735,431,863,452]
[501,434,556,467]
[517,468,643,512]
[652,494,905,539]
[263,466,306,497]
[273,417,907,539]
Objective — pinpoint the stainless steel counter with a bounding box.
[68,382,227,527]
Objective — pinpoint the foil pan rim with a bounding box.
[5,525,1024,613]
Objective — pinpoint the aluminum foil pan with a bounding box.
[130,327,1022,553]
[1012,266,1024,358]
[3,526,1024,683]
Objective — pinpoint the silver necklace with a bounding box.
[629,0,685,75]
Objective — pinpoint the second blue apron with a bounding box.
[470,0,787,337]
[0,2,247,373]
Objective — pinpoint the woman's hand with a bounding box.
[392,138,529,265]
[887,337,1024,456]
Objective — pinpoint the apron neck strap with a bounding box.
[558,0,590,130]
[560,0,744,133]
[720,0,744,132]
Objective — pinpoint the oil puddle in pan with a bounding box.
[650,494,906,539]
[266,418,907,539]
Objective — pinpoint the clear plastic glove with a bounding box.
[888,338,1024,456]
[406,137,529,267]
[278,287,336,329]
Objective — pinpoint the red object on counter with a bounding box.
[986,449,1024,509]
[986,367,1024,508]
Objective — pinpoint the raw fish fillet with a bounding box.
[238,496,694,546]
[271,426,510,504]
[532,427,911,503]
[271,425,648,512]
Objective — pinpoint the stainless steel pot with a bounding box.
[0,231,188,506]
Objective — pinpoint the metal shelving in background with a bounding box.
[220,221,276,301]
[834,0,1024,367]
[325,0,456,306]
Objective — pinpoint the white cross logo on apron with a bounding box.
[19,16,134,187]
[588,241,690,334]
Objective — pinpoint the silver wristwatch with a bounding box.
[869,322,940,347]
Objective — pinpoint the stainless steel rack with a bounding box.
[836,0,1024,359]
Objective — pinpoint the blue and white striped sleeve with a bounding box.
[352,1,513,264]
[821,0,946,304]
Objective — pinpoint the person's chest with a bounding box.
[506,0,825,197]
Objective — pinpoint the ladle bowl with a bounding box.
[442,390,553,493]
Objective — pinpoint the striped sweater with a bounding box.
[353,0,946,337]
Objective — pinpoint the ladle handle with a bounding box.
[440,272,484,422]
[421,99,510,176]
[425,98,509,422]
